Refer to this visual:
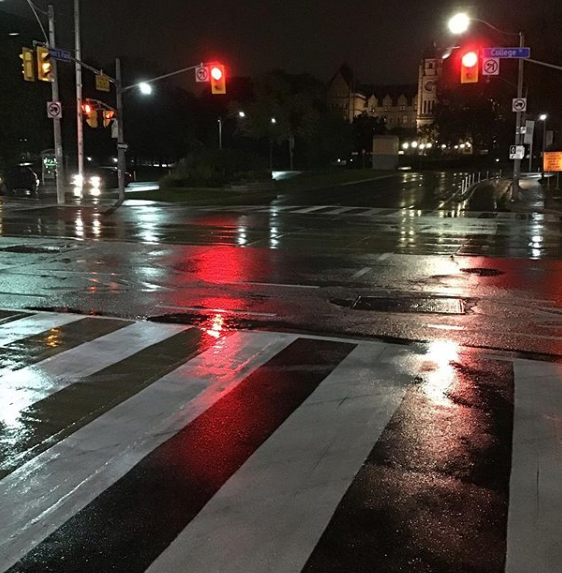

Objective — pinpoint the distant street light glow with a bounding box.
[271,117,277,124]
[539,114,548,121]
[238,111,246,118]
[402,142,410,150]
[139,82,153,95]
[448,13,470,34]
[411,141,418,148]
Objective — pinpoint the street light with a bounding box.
[271,117,277,124]
[139,82,153,95]
[539,114,548,177]
[238,111,246,118]
[448,12,525,199]
[448,13,470,35]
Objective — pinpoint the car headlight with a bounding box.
[89,176,101,188]
[72,174,84,187]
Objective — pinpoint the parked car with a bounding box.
[0,165,40,196]
[71,166,132,191]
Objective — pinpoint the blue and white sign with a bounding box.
[48,47,72,62]
[483,47,531,59]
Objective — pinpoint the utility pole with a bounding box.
[512,31,525,200]
[115,58,126,206]
[74,0,84,179]
[47,5,65,205]
[218,117,223,150]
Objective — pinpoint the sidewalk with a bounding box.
[509,176,562,214]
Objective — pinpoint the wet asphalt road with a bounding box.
[0,170,561,572]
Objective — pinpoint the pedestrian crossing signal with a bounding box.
[460,51,479,84]
[20,47,35,81]
[36,46,52,82]
[210,64,226,95]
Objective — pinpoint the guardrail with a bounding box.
[459,169,504,195]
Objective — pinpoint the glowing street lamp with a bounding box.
[448,13,470,34]
[139,82,153,95]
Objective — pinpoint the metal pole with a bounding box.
[74,0,84,179]
[541,118,547,177]
[512,31,525,200]
[48,5,65,205]
[529,137,533,173]
[115,58,126,206]
[218,117,222,150]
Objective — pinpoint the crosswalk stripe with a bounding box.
[506,360,562,573]
[0,321,188,419]
[146,342,419,573]
[292,205,332,214]
[6,338,355,573]
[0,316,130,379]
[0,330,296,572]
[0,310,30,326]
[0,313,84,346]
[0,327,221,478]
[321,206,358,215]
[301,354,515,573]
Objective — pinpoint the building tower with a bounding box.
[417,45,443,131]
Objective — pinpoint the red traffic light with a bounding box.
[210,66,223,81]
[462,51,478,68]
[82,103,92,114]
[210,64,226,95]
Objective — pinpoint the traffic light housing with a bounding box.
[210,65,226,94]
[103,109,115,128]
[36,46,52,82]
[82,103,98,128]
[20,47,35,81]
[461,50,479,84]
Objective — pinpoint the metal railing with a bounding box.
[459,169,504,195]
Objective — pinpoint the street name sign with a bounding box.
[195,65,209,82]
[117,142,129,150]
[48,47,72,62]
[483,47,531,59]
[544,152,562,172]
[509,145,525,160]
[46,101,62,119]
[512,98,527,112]
[482,58,500,76]
[96,74,110,92]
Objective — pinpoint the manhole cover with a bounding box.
[351,296,466,315]
[0,245,62,254]
[460,268,504,277]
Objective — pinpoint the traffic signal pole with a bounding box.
[47,5,65,205]
[115,58,126,208]
[512,31,525,201]
[74,0,84,181]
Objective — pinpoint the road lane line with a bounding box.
[0,328,222,479]
[238,281,320,289]
[351,267,371,279]
[145,343,415,573]
[293,206,332,214]
[301,355,514,573]
[0,313,83,346]
[6,338,355,573]
[0,331,296,572]
[322,206,357,215]
[377,252,392,260]
[506,360,562,573]
[0,321,188,413]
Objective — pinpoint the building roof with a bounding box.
[363,84,418,101]
[328,64,357,89]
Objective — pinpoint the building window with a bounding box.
[403,115,408,123]
[399,105,405,111]
[384,106,389,112]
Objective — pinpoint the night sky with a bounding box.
[2,0,560,85]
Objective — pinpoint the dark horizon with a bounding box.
[3,0,559,86]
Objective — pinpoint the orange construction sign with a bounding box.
[543,151,562,172]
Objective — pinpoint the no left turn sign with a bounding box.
[512,98,527,113]
[195,65,209,83]
[47,101,62,119]
[482,57,500,76]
